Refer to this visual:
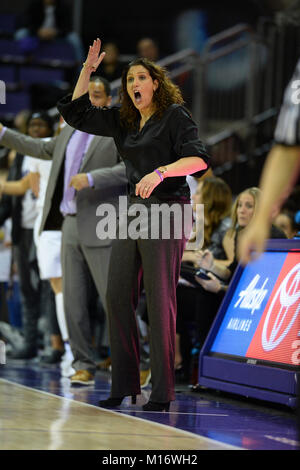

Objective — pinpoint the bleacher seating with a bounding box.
[0,64,17,86]
[1,90,31,120]
[0,13,16,38]
[19,66,65,86]
[32,40,77,68]
[0,13,77,122]
[0,38,26,64]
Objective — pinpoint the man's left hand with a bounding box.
[69,173,89,191]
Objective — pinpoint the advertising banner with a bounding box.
[210,251,300,367]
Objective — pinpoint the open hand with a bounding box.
[135,171,161,199]
[84,38,106,72]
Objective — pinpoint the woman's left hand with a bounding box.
[135,171,161,199]
[195,271,221,293]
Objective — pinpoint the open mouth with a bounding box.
[134,91,142,103]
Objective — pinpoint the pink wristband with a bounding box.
[155,169,164,182]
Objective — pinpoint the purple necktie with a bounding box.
[64,131,89,204]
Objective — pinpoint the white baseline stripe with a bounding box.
[123,411,229,416]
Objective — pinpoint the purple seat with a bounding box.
[0,90,31,119]
[0,64,17,85]
[33,40,76,66]
[0,14,16,35]
[19,66,65,85]
[0,38,24,60]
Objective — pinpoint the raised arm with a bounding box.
[72,38,106,101]
[0,124,55,160]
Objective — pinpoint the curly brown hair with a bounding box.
[119,58,185,128]
[201,177,233,248]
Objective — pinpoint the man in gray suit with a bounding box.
[0,76,127,384]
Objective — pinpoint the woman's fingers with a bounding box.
[135,182,153,198]
[143,186,153,199]
[91,38,100,52]
[135,172,162,198]
[87,38,102,65]
[96,51,106,68]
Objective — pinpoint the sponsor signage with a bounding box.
[210,251,300,367]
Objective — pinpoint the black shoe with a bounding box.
[10,346,37,359]
[142,401,170,412]
[0,321,24,350]
[40,349,64,365]
[98,395,137,408]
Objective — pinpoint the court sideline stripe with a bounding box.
[0,377,241,450]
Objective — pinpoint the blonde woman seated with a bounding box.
[196,186,286,293]
[177,186,286,381]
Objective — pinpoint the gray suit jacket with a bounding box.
[1,125,128,247]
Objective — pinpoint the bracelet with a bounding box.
[82,62,94,71]
[154,169,164,182]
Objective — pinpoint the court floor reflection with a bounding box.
[0,360,298,450]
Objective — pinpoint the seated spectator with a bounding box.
[178,186,286,382]
[99,42,124,82]
[196,187,287,291]
[273,186,300,239]
[136,37,160,62]
[204,187,262,270]
[14,110,32,135]
[175,177,232,378]
[182,176,233,265]
[273,208,300,239]
[15,0,84,62]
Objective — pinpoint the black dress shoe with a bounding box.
[142,401,170,412]
[98,395,137,408]
[10,346,37,359]
[40,349,64,365]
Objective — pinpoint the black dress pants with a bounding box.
[106,198,190,403]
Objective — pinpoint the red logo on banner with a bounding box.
[246,253,300,365]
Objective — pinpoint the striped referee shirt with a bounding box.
[274,58,300,146]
